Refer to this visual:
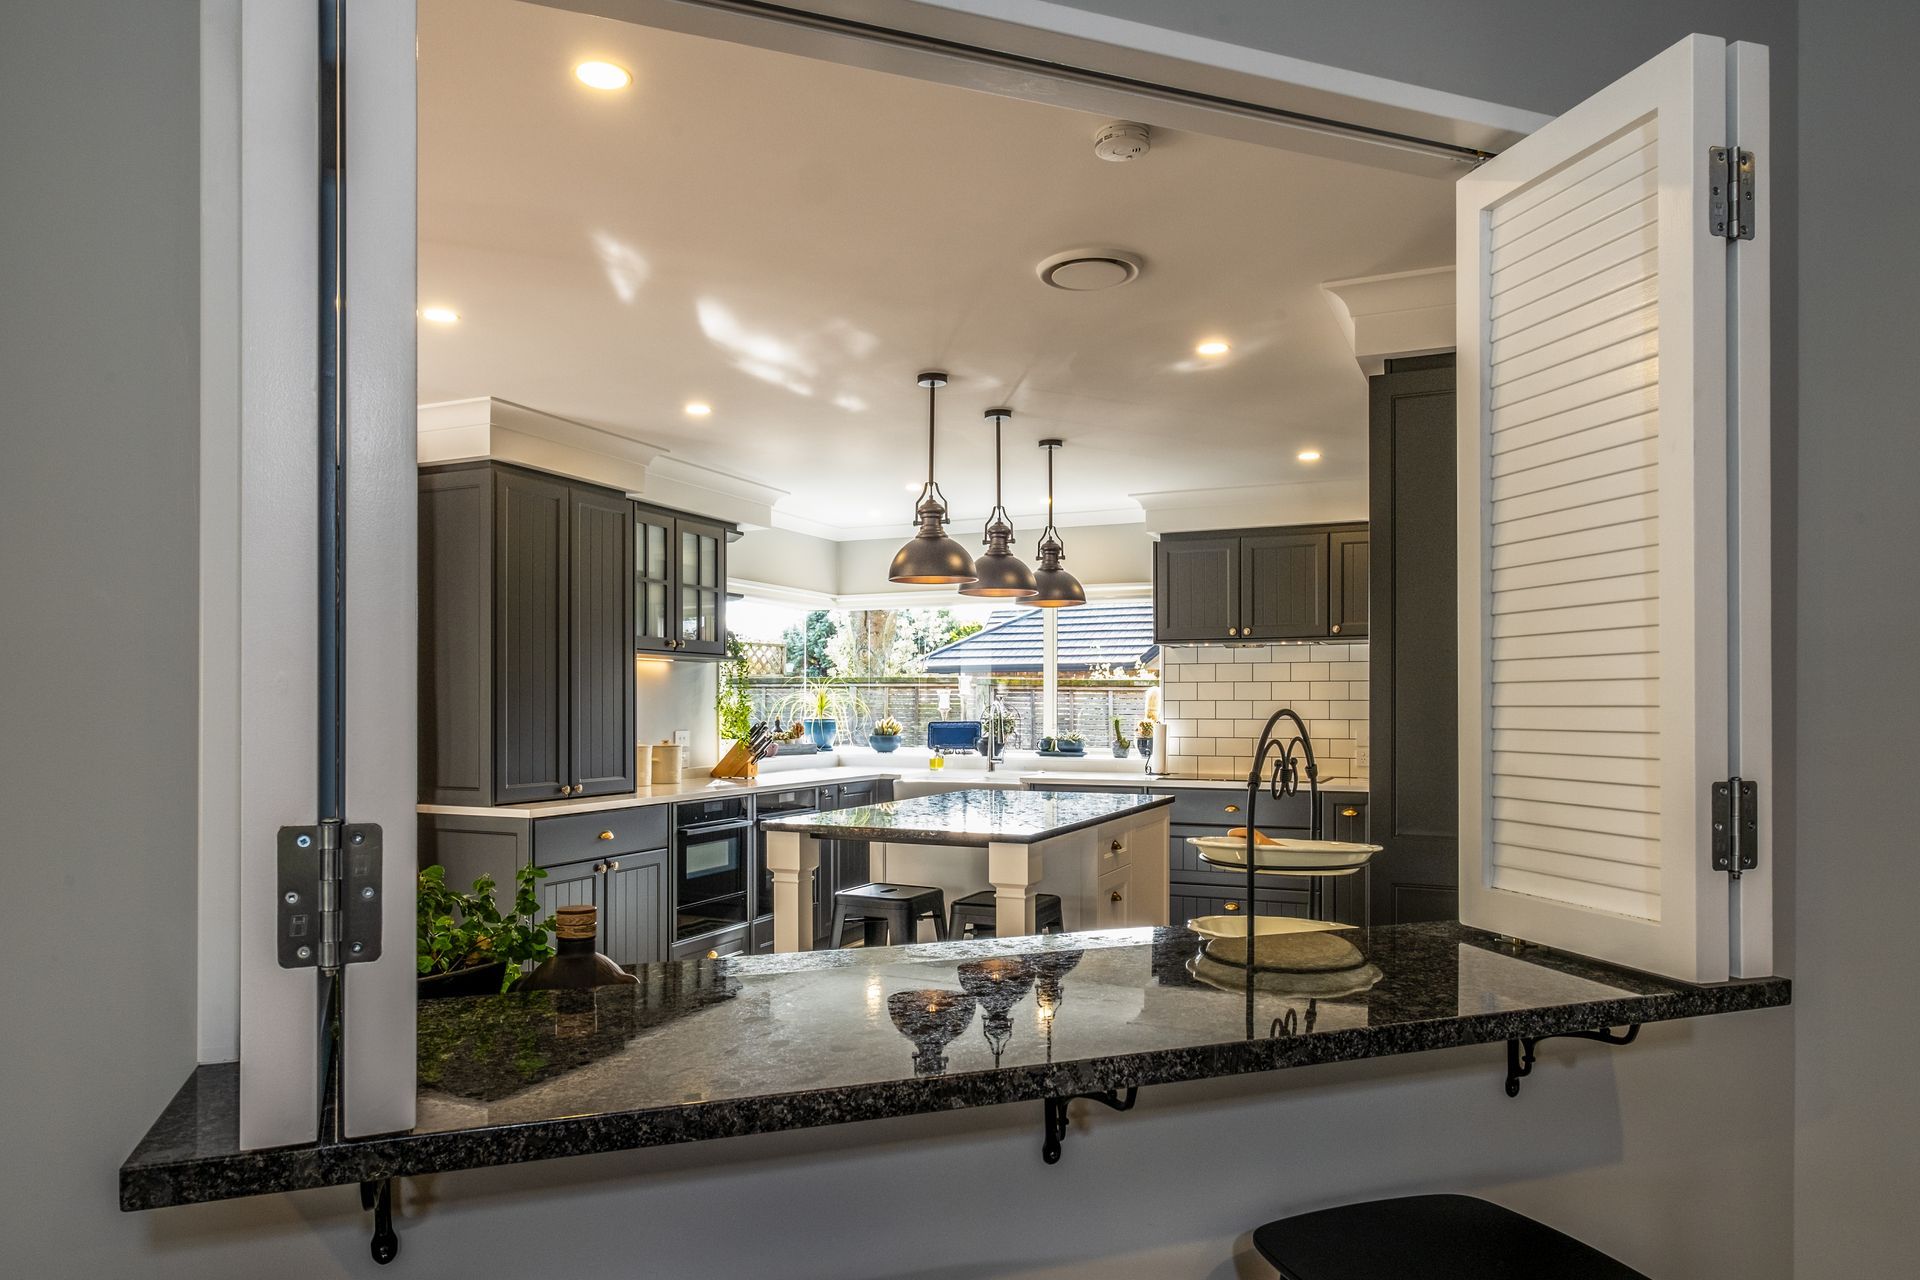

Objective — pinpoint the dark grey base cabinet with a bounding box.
[1154,522,1368,644]
[419,463,636,806]
[537,848,670,969]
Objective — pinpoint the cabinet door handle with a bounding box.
[605,860,620,872]
[706,949,719,960]
[1223,900,1241,912]
[598,830,615,841]
[1109,890,1124,903]
[1341,807,1359,818]
[592,861,605,874]
[1227,627,1238,637]
[1331,623,1342,635]
[1224,804,1240,814]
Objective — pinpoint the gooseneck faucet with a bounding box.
[1238,708,1324,955]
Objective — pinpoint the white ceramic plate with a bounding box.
[1188,835,1381,873]
[1184,915,1350,941]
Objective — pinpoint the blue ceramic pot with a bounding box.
[803,718,836,749]
[868,733,899,753]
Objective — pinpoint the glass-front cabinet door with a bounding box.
[634,505,675,655]
[676,516,727,656]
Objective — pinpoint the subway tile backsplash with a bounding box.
[1158,642,1369,784]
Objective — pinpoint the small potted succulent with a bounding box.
[1061,732,1087,757]
[1134,718,1157,759]
[802,686,838,749]
[1111,716,1131,758]
[869,714,904,752]
[417,863,555,998]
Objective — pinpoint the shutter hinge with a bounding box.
[278,820,383,970]
[1710,778,1759,875]
[1708,146,1756,240]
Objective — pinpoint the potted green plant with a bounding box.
[1134,718,1157,759]
[716,633,753,748]
[1111,716,1131,758]
[417,863,556,998]
[869,714,904,752]
[1061,732,1086,757]
[802,685,837,749]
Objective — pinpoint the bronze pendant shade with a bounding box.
[888,372,978,585]
[958,408,1039,598]
[1021,438,1086,608]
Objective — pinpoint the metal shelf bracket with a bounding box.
[359,1178,398,1265]
[1504,1025,1641,1097]
[1041,1087,1139,1164]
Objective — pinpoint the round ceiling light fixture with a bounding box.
[573,60,632,91]
[1092,121,1151,162]
[1036,248,1144,292]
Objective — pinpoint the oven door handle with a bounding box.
[679,819,751,838]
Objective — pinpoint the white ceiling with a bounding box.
[418,0,1455,536]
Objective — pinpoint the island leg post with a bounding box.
[987,841,1040,938]
[767,830,820,953]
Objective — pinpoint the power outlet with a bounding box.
[673,729,690,749]
[1355,744,1371,770]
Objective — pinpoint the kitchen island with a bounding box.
[760,788,1175,951]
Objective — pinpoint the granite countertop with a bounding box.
[121,921,1789,1211]
[758,788,1175,846]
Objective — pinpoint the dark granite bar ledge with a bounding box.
[759,786,1173,846]
[121,921,1788,1212]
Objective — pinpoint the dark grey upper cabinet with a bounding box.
[418,463,636,806]
[494,468,572,805]
[1153,536,1240,642]
[1368,354,1459,926]
[1240,531,1328,640]
[633,503,728,658]
[568,485,636,797]
[1328,529,1370,639]
[1155,524,1365,644]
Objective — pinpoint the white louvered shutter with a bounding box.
[1456,35,1771,982]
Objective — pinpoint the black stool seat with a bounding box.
[1252,1195,1648,1280]
[949,889,1064,938]
[830,883,947,948]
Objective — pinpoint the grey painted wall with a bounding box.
[10,0,1915,1277]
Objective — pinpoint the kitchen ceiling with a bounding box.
[418,0,1455,537]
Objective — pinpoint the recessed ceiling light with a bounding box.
[420,306,459,325]
[573,60,632,91]
[683,401,712,418]
[1297,449,1322,463]
[1195,339,1231,357]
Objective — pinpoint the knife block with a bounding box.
[709,740,760,780]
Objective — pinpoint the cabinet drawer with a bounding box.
[533,805,669,867]
[1163,787,1312,830]
[1099,827,1134,872]
[1097,864,1133,929]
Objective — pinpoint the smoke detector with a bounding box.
[1036,247,1145,291]
[1092,121,1151,162]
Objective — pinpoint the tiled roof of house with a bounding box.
[922,600,1156,673]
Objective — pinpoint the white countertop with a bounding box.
[417,758,1368,821]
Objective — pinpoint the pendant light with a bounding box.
[1021,438,1086,608]
[958,408,1039,599]
[888,372,978,585]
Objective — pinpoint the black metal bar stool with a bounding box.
[948,889,1064,939]
[830,883,948,948]
[1252,1194,1649,1280]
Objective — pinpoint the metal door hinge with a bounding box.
[278,820,383,969]
[1708,146,1756,240]
[1710,778,1759,875]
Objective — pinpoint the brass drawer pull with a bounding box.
[1110,890,1123,903]
[598,830,615,841]
[1224,804,1240,814]
[1110,839,1123,851]
[1341,807,1359,818]
[1223,901,1240,912]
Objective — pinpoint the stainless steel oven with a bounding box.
[673,796,751,943]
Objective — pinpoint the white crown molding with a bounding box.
[1133,480,1367,533]
[727,577,837,611]
[639,456,789,528]
[1322,266,1456,375]
[416,396,668,493]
